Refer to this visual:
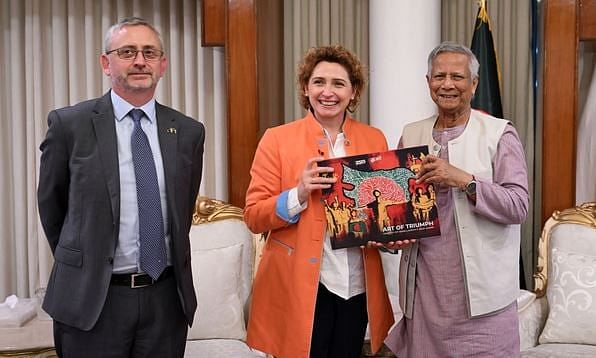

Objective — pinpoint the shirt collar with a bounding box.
[110,90,157,123]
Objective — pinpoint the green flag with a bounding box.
[470,0,503,118]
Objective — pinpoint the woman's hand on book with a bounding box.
[297,157,336,204]
[365,239,416,251]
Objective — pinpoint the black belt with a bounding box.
[111,266,173,288]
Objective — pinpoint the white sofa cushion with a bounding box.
[539,224,596,345]
[187,218,255,341]
[188,243,246,340]
[189,220,254,310]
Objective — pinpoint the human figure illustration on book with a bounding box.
[364,189,405,234]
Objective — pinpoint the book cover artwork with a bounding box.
[320,146,441,249]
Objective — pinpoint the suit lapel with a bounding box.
[92,92,120,223]
[156,103,179,227]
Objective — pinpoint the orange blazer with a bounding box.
[244,112,394,358]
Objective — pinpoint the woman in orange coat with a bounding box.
[244,45,394,358]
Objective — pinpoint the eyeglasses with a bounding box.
[105,46,164,61]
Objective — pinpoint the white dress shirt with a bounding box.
[287,128,365,300]
[110,90,172,273]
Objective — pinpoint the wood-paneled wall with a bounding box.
[542,0,596,224]
[541,0,578,224]
[201,0,283,207]
[580,0,596,40]
[201,0,225,46]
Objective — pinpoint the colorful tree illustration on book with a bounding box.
[320,145,441,249]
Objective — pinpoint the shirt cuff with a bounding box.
[275,188,306,224]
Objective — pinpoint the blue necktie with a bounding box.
[130,108,167,280]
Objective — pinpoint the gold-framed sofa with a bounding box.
[518,202,596,357]
[184,196,266,358]
[0,196,265,358]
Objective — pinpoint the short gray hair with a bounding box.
[104,17,163,53]
[426,42,479,79]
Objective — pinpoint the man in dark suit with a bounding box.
[37,17,204,357]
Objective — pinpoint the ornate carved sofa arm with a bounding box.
[518,292,548,351]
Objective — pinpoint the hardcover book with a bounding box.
[319,145,441,249]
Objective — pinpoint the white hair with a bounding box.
[426,42,479,79]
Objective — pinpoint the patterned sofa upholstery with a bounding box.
[518,202,596,357]
[184,197,266,358]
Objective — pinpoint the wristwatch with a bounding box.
[464,176,477,197]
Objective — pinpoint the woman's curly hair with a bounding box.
[296,45,367,113]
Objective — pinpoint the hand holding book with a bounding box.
[297,156,337,204]
[417,154,474,192]
[366,239,417,251]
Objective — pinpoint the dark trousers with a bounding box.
[310,283,368,358]
[53,273,187,358]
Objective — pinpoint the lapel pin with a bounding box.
[167,128,177,134]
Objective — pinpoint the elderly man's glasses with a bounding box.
[106,46,164,61]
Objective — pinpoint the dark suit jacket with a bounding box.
[37,91,204,330]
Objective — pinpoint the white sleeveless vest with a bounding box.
[399,109,520,317]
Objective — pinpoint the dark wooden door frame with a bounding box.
[541,0,596,225]
[201,0,283,207]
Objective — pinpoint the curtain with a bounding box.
[577,42,596,204]
[283,0,369,124]
[0,0,226,299]
[441,0,535,288]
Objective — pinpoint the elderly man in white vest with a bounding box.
[384,42,529,357]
